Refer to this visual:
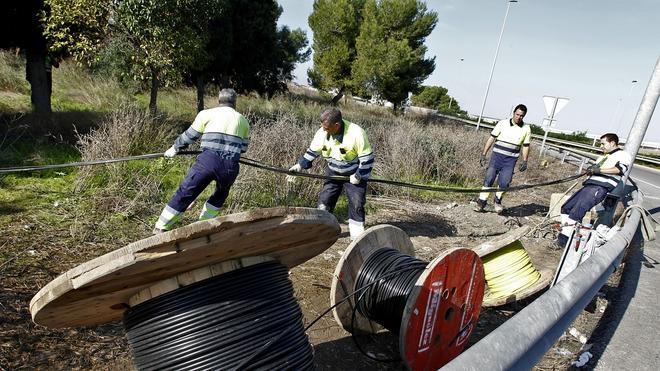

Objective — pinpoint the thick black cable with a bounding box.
[123,261,313,371]
[0,150,584,193]
[347,248,428,363]
[354,248,427,332]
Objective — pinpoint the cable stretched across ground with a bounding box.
[0,150,586,193]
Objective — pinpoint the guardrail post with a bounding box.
[577,157,586,174]
[561,151,567,164]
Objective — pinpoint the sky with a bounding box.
[276,0,660,144]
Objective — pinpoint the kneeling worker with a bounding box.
[153,88,250,233]
[288,107,375,240]
[557,133,632,247]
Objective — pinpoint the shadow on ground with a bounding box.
[502,203,549,218]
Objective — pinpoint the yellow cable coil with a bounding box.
[482,241,541,301]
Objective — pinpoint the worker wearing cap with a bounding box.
[288,107,375,240]
[475,104,531,213]
[556,133,632,247]
[153,88,250,233]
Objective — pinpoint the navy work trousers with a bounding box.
[167,150,239,213]
[318,167,367,222]
[561,184,609,223]
[482,152,517,202]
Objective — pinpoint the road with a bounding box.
[594,164,660,370]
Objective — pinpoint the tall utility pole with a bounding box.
[615,79,638,135]
[623,57,659,183]
[476,0,518,131]
[448,58,464,111]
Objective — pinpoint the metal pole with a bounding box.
[476,0,517,131]
[622,57,660,183]
[540,98,558,156]
[616,79,639,133]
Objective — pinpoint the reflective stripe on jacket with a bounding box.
[299,120,374,179]
[490,119,531,158]
[174,106,250,160]
[583,148,632,191]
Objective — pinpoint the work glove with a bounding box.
[518,160,528,172]
[479,154,487,167]
[586,164,601,175]
[349,173,361,185]
[164,146,177,158]
[286,164,302,183]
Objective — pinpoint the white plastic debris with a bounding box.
[568,328,588,344]
[26,250,36,256]
[53,201,60,207]
[555,347,572,356]
[571,351,593,367]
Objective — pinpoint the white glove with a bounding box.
[164,146,177,158]
[286,164,302,183]
[349,173,361,185]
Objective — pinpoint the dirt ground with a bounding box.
[0,161,625,370]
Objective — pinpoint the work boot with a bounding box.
[152,227,167,235]
[494,202,504,214]
[555,234,569,249]
[473,199,486,212]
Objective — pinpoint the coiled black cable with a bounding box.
[123,260,313,371]
[354,248,427,334]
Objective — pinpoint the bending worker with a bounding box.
[153,88,249,233]
[475,104,531,213]
[557,133,631,247]
[288,107,375,240]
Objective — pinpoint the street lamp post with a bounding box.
[476,0,517,131]
[615,79,638,134]
[448,58,464,112]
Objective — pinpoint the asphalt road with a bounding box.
[594,165,660,370]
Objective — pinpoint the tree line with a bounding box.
[1,0,464,119]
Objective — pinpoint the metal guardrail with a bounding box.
[434,113,660,166]
[442,189,644,370]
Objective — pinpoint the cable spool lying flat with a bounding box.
[468,226,553,307]
[30,207,341,370]
[331,225,485,370]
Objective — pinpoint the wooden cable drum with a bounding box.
[30,207,341,370]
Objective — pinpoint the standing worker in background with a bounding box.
[288,107,375,240]
[153,88,250,233]
[475,104,531,213]
[557,133,631,247]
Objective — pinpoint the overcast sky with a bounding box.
[277,0,660,143]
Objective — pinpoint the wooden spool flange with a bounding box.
[471,226,552,307]
[331,225,485,370]
[30,207,340,328]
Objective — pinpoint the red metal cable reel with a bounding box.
[331,225,485,370]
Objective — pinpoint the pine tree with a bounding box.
[351,0,436,112]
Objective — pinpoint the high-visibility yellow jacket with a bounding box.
[173,106,250,160]
[490,119,531,158]
[299,120,375,179]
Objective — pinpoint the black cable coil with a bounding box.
[354,248,427,333]
[123,260,314,371]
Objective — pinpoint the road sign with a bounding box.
[541,95,570,156]
[543,96,570,117]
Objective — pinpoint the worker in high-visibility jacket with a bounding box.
[288,107,375,240]
[475,104,531,213]
[557,133,632,247]
[153,88,249,233]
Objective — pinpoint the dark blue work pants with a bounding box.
[168,150,240,213]
[481,152,517,203]
[560,184,609,223]
[318,167,367,223]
